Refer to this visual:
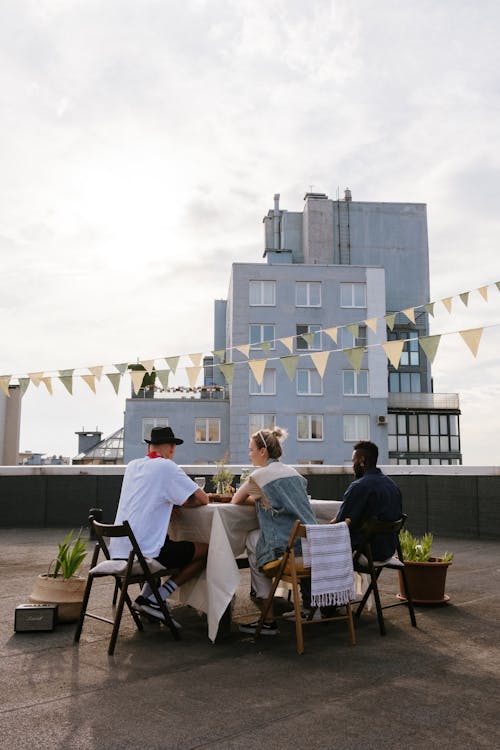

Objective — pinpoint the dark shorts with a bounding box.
[155,535,195,569]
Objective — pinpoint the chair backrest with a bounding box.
[359,513,406,540]
[90,518,149,569]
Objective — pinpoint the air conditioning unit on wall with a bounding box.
[377,415,388,425]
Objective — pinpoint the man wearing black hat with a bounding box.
[110,426,209,624]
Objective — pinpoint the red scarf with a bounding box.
[147,450,162,459]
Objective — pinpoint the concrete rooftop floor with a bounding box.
[1,528,499,750]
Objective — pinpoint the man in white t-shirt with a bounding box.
[109,426,209,624]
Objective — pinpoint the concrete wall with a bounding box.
[1,465,498,539]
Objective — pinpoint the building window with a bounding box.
[343,370,369,395]
[142,417,169,442]
[343,415,370,441]
[388,329,420,366]
[249,280,276,306]
[296,324,322,351]
[340,283,366,308]
[194,418,221,443]
[249,324,275,350]
[389,372,422,393]
[297,369,323,395]
[249,368,276,395]
[249,414,276,436]
[340,325,367,349]
[297,414,324,440]
[295,281,321,307]
[388,413,460,455]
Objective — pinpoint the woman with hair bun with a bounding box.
[231,426,315,635]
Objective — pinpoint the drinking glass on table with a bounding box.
[194,476,206,490]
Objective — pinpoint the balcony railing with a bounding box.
[388,393,460,410]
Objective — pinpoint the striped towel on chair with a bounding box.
[302,523,356,607]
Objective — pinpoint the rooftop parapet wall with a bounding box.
[0,466,499,539]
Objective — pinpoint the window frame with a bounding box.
[297,414,324,441]
[295,281,321,307]
[249,368,276,395]
[296,368,323,396]
[342,369,369,396]
[142,417,169,442]
[343,414,370,442]
[249,323,276,350]
[340,282,367,308]
[296,323,322,351]
[194,417,221,444]
[249,280,276,307]
[249,414,276,436]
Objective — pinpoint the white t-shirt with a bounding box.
[109,456,197,559]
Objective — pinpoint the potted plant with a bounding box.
[398,529,453,604]
[29,530,88,622]
[210,457,235,501]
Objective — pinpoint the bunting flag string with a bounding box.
[1,279,499,399]
[248,359,267,386]
[281,355,299,381]
[382,340,405,370]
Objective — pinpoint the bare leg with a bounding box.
[170,542,208,587]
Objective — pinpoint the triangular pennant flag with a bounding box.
[442,297,453,313]
[423,302,435,317]
[300,332,315,347]
[186,365,201,389]
[248,359,267,386]
[310,351,330,379]
[280,355,299,381]
[129,370,145,395]
[113,362,129,374]
[365,318,377,334]
[212,348,226,362]
[18,377,30,396]
[459,292,469,307]
[382,340,405,369]
[81,374,97,394]
[219,363,235,385]
[88,366,103,381]
[106,372,121,394]
[156,370,170,390]
[235,344,250,359]
[165,357,180,374]
[280,336,294,354]
[41,377,53,395]
[140,359,155,374]
[346,323,359,338]
[29,372,44,387]
[459,327,483,358]
[323,327,338,344]
[261,341,271,354]
[402,307,415,325]
[343,347,364,373]
[188,353,203,368]
[419,335,441,364]
[59,369,74,395]
[496,281,500,292]
[384,314,396,331]
[0,376,11,396]
[477,285,488,302]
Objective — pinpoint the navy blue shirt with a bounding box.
[336,468,402,561]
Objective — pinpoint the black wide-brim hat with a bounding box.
[145,426,184,445]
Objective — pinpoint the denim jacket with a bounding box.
[248,460,317,568]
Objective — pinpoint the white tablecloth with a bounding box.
[169,499,343,642]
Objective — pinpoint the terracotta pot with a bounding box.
[207,493,233,503]
[398,558,452,604]
[29,574,87,623]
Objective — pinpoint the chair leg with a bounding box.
[148,578,181,641]
[399,567,417,627]
[346,602,356,646]
[109,582,130,655]
[74,573,94,643]
[290,569,304,655]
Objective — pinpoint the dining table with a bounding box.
[169,498,342,642]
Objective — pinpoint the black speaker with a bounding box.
[15,604,58,632]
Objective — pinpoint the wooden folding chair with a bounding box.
[256,520,356,654]
[353,514,417,636]
[74,519,181,655]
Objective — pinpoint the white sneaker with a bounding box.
[133,596,182,628]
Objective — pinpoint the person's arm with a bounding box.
[231,480,255,505]
[335,482,366,527]
[183,488,209,507]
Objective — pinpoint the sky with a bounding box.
[1,0,499,465]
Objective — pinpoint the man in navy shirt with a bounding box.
[335,440,402,561]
